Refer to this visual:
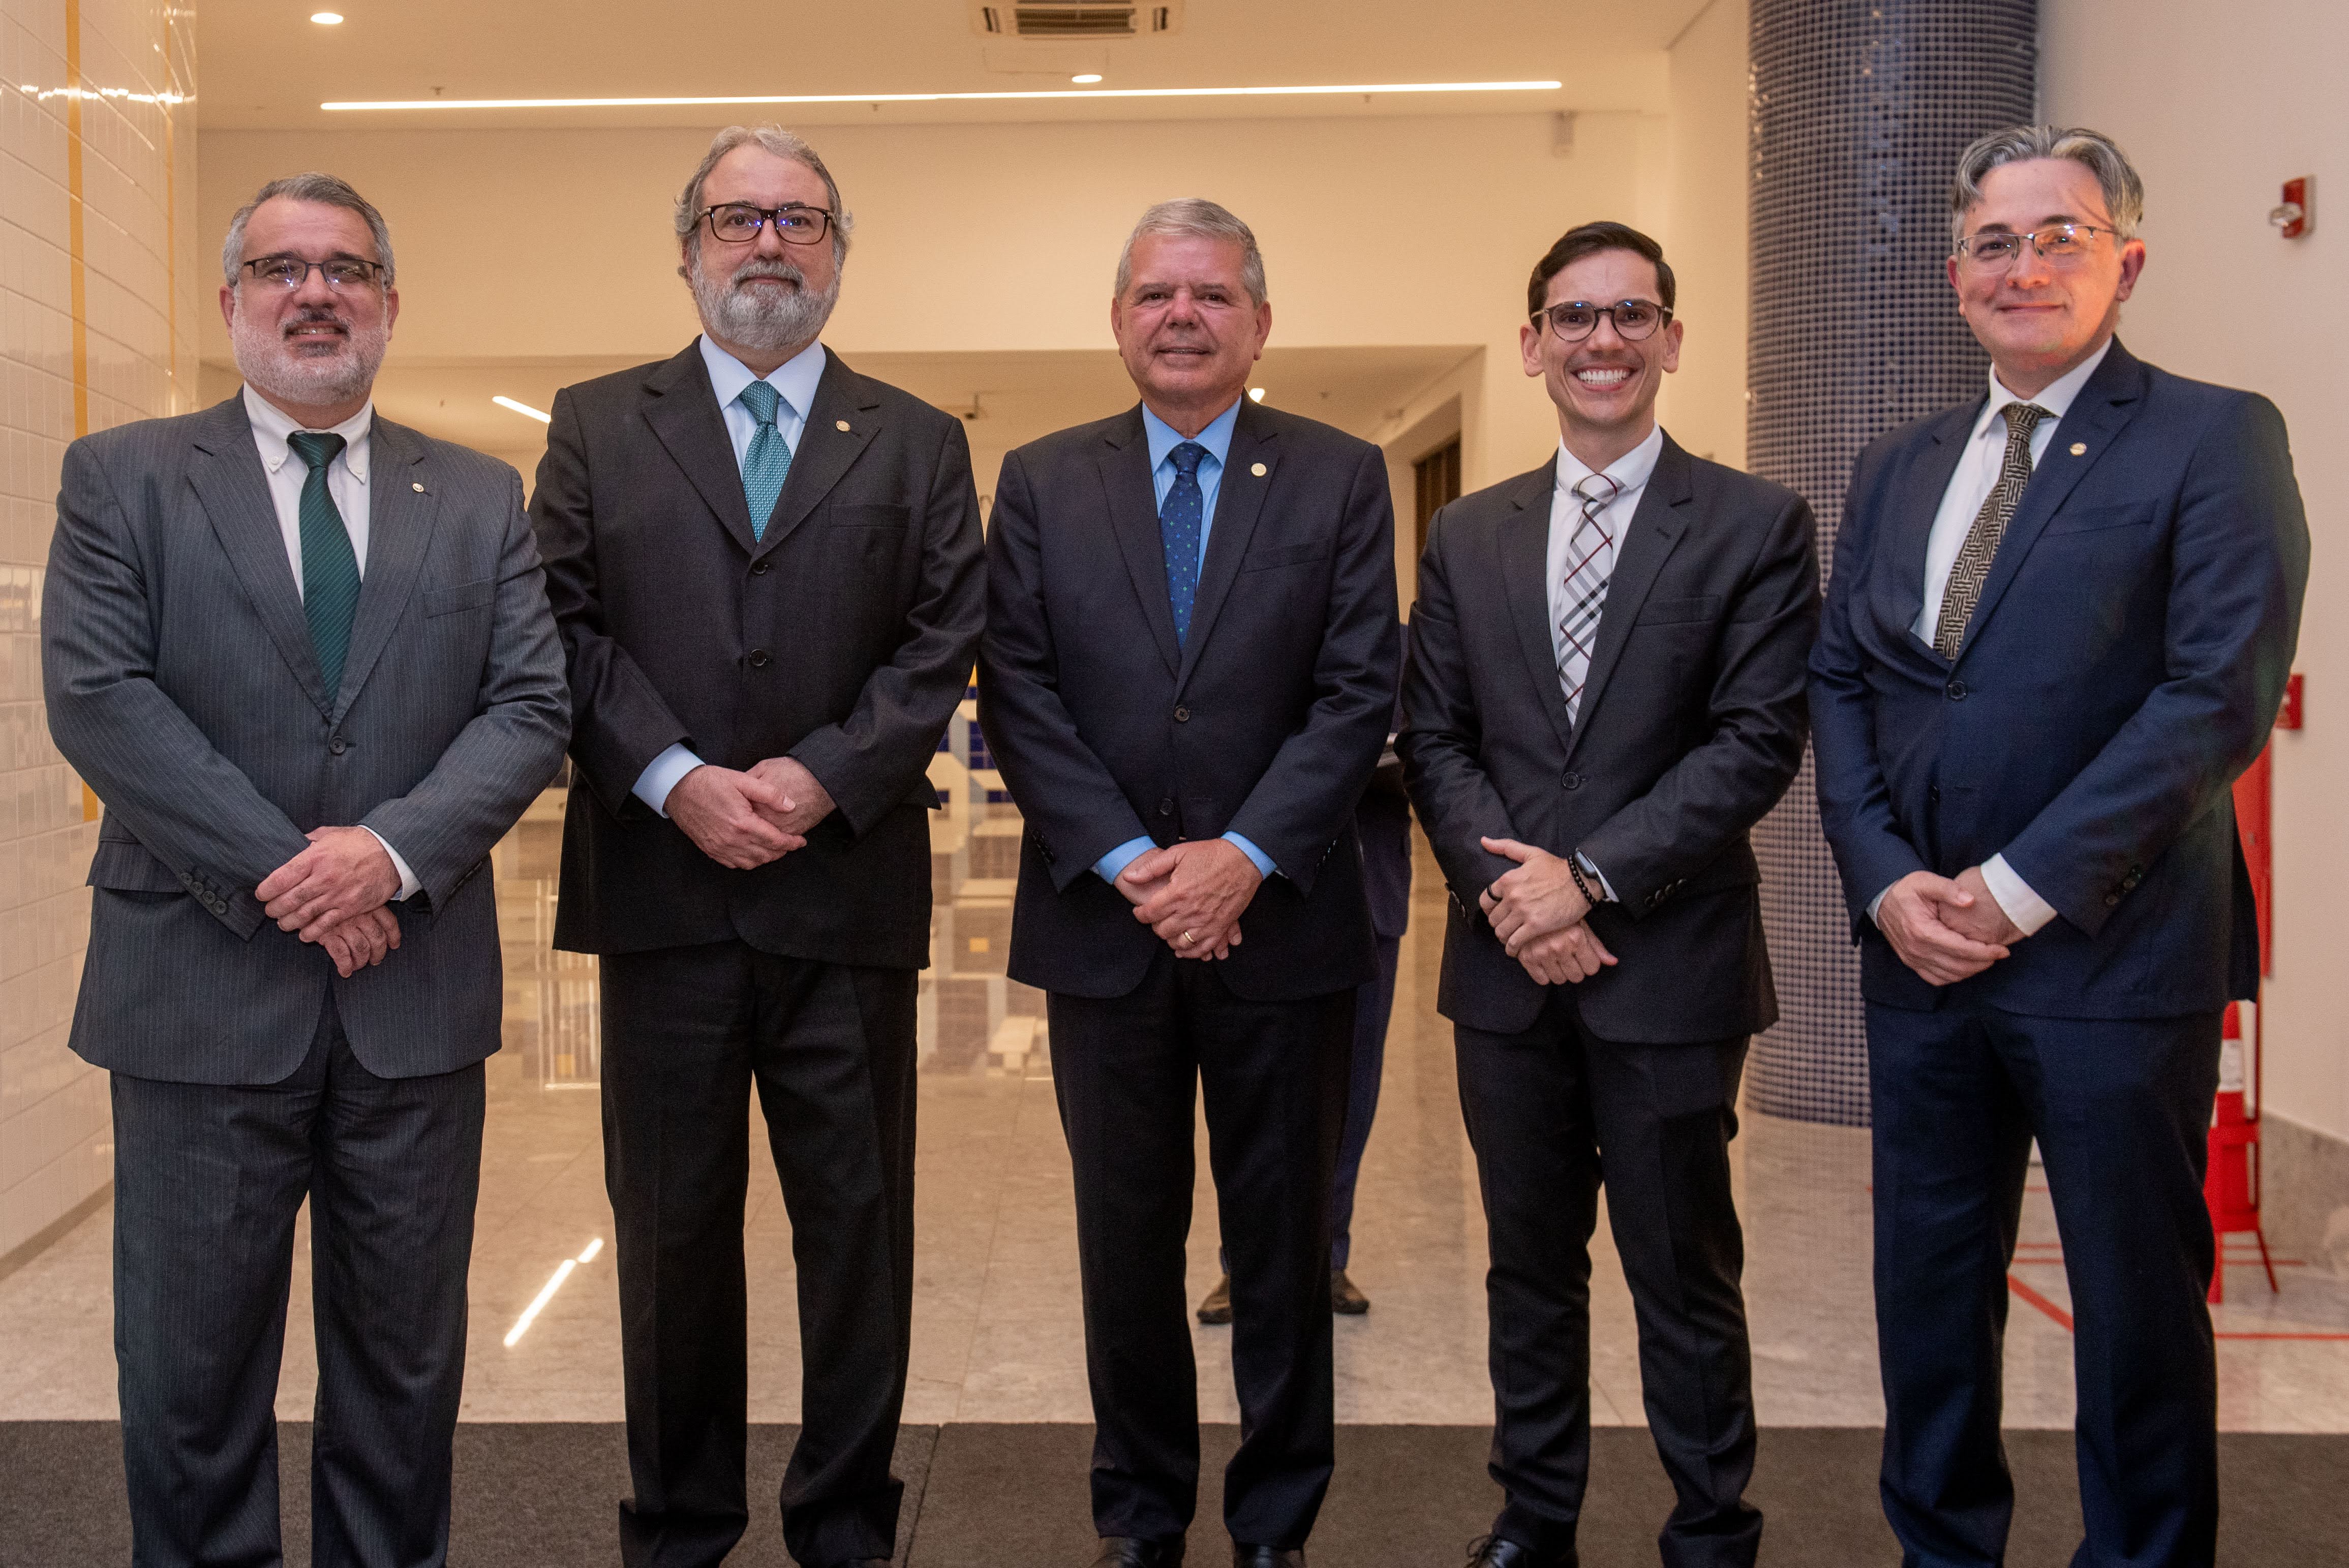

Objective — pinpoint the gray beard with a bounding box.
[230,303,386,411]
[691,255,839,355]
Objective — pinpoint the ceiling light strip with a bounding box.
[323,80,1563,112]
[493,394,553,423]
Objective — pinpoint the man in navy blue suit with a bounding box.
[1811,126,2307,1567]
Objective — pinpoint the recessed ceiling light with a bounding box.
[322,79,1566,112]
[1071,73,1103,84]
[1248,387,1266,402]
[310,10,343,22]
[493,395,552,423]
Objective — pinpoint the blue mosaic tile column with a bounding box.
[1745,0,2035,1124]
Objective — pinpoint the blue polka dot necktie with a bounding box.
[1161,441,1207,645]
[286,430,361,699]
[735,379,795,542]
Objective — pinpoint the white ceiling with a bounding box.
[197,0,1707,130]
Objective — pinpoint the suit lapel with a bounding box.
[1099,408,1182,679]
[1497,464,1576,756]
[1954,341,2150,663]
[335,416,439,717]
[1564,437,1692,763]
[642,342,759,558]
[1882,403,1979,657]
[759,351,881,552]
[1177,401,1278,689]
[187,396,332,717]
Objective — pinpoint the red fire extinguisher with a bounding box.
[2207,746,2277,1304]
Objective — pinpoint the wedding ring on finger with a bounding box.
[1181,929,1197,947]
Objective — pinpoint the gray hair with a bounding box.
[1115,198,1268,305]
[220,172,395,286]
[1950,124,2145,244]
[674,124,854,268]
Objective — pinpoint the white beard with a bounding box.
[230,300,388,411]
[690,254,839,355]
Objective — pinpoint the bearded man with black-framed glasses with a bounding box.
[532,125,984,1568]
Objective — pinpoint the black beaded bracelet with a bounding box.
[1567,853,1599,906]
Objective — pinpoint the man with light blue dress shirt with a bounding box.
[979,198,1400,1568]
[532,125,985,1568]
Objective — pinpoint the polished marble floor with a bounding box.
[5,721,2347,1432]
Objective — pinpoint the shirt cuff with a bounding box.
[633,743,705,819]
[1980,853,2058,937]
[361,827,422,903]
[1094,836,1154,884]
[1868,886,1889,926]
[1574,851,1616,903]
[1223,832,1276,880]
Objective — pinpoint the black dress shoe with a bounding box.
[1092,1537,1186,1567]
[1464,1535,1542,1567]
[1232,1546,1304,1567]
[1330,1267,1370,1314]
[1197,1274,1233,1324]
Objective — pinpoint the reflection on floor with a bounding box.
[4,712,2347,1433]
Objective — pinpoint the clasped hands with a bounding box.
[255,825,403,978]
[1876,865,2023,986]
[1478,836,1618,987]
[666,757,835,871]
[1116,838,1263,961]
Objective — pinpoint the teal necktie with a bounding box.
[736,380,795,541]
[286,430,362,699]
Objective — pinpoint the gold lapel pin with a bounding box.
[412,481,425,491]
[2069,442,2087,456]
[836,419,852,432]
[1250,462,1268,477]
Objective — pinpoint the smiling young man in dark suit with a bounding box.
[531,126,984,1568]
[979,199,1399,1568]
[1811,126,2307,1568]
[1400,223,1818,1568]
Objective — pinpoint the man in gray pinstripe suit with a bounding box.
[42,173,568,1567]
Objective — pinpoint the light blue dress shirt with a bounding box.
[632,336,830,817]
[1093,395,1275,886]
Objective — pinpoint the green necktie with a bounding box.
[736,380,795,542]
[287,430,362,698]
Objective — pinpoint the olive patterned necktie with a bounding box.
[286,430,361,698]
[1933,401,2050,660]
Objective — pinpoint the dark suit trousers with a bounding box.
[600,942,917,1568]
[1455,995,1761,1568]
[1048,951,1353,1548]
[111,995,484,1568]
[1868,1000,2222,1568]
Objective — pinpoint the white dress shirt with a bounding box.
[241,385,419,901]
[633,336,831,817]
[1545,424,1664,674]
[1541,423,1663,903]
[1872,339,2114,938]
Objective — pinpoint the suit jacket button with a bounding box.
[1173,706,1189,723]
[328,736,348,755]
[1945,680,1968,701]
[750,560,772,576]
[1158,797,1174,816]
[1562,771,1582,790]
[2105,892,2122,907]
[748,649,772,668]
[1928,785,1941,803]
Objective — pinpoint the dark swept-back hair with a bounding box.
[1526,221,1675,318]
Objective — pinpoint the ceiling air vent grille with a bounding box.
[972,2,1181,38]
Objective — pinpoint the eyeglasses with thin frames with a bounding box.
[240,255,387,290]
[1531,299,1673,343]
[1951,223,2118,270]
[699,202,836,247]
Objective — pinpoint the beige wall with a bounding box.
[2045,0,2348,1142]
[200,109,1668,496]
[0,0,198,1260]
[1658,0,1748,470]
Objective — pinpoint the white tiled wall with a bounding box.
[0,0,196,1258]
